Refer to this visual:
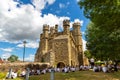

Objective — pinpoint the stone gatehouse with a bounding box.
[35,19,84,67]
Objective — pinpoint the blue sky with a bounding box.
[0,0,89,61]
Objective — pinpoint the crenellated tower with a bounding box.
[73,22,84,65]
[63,19,70,35]
[42,24,49,53]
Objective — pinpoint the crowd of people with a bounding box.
[5,64,120,79]
[93,64,120,73]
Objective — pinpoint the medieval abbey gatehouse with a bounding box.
[35,19,84,67]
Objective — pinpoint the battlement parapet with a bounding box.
[43,24,49,31]
[63,19,70,26]
[50,27,55,34]
[73,22,80,28]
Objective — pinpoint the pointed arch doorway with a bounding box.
[57,62,65,68]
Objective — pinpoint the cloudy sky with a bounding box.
[0,0,89,61]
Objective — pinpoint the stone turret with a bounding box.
[43,24,49,38]
[63,19,70,35]
[73,22,83,65]
[50,27,55,34]
[42,24,49,53]
[55,24,58,33]
[73,22,82,47]
[49,27,55,39]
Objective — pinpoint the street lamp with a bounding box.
[23,41,26,62]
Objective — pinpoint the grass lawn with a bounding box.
[28,71,120,80]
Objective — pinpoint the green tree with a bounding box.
[79,0,120,30]
[85,22,114,60]
[7,55,18,62]
[78,0,120,61]
[84,50,92,59]
[86,21,120,61]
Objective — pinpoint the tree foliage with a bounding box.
[84,50,92,59]
[79,0,120,30]
[78,0,120,61]
[7,55,18,62]
[85,22,120,60]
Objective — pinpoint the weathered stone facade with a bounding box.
[35,19,84,67]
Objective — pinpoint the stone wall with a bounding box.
[53,38,69,66]
[0,62,50,72]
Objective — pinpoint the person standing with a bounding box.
[90,58,95,69]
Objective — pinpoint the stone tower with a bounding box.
[63,19,70,35]
[42,24,49,53]
[73,22,83,65]
[35,19,84,67]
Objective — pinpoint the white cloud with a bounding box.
[74,19,83,26]
[26,42,39,48]
[1,53,11,59]
[76,0,81,2]
[32,0,55,11]
[0,0,72,44]
[19,54,35,62]
[0,0,84,50]
[17,41,39,48]
[0,48,13,52]
[32,0,47,11]
[25,54,35,62]
[46,0,55,5]
[82,39,87,51]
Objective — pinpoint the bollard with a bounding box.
[25,68,30,80]
[8,68,12,79]
[50,68,54,80]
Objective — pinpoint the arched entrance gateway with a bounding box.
[57,62,65,68]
